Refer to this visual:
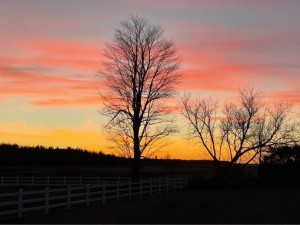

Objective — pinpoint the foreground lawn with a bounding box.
[7,187,300,224]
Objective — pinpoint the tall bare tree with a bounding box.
[101,15,180,181]
[182,88,298,177]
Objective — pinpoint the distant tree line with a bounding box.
[0,143,214,169]
[0,143,127,166]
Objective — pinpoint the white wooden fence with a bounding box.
[0,176,188,219]
[0,176,129,186]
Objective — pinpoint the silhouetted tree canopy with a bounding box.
[101,15,180,181]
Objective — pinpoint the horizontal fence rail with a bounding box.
[0,176,189,220]
[0,176,130,187]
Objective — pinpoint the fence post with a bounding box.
[128,181,132,199]
[86,184,90,206]
[102,183,106,203]
[18,189,23,218]
[116,181,120,201]
[16,176,19,186]
[67,185,71,209]
[31,176,35,186]
[45,187,49,214]
[140,180,143,197]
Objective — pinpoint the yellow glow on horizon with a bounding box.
[0,123,214,160]
[0,123,105,152]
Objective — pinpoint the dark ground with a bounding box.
[0,163,218,178]
[5,186,300,224]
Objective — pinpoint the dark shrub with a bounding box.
[258,145,300,187]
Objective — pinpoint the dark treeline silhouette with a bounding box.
[0,143,127,166]
[258,145,300,186]
[0,143,214,171]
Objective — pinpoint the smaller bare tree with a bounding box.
[182,88,298,177]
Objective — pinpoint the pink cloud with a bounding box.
[266,91,300,106]
[1,19,299,108]
[30,96,102,107]
[2,37,102,72]
[17,38,101,58]
[0,65,101,106]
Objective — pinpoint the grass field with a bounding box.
[6,186,300,224]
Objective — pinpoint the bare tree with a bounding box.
[182,88,298,177]
[101,15,180,181]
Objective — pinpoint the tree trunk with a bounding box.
[132,122,140,182]
[132,145,140,181]
[221,153,241,178]
[214,159,222,177]
[222,164,232,178]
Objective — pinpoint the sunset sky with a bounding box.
[1,0,299,159]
